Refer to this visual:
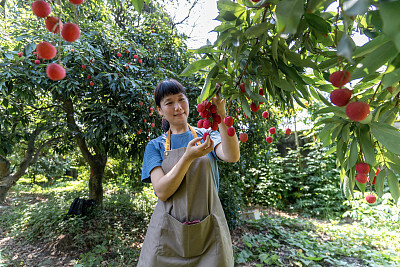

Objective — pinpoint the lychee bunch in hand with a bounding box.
[197,100,221,131]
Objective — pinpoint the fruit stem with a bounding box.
[369,79,383,105]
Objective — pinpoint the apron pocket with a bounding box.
[157,213,217,258]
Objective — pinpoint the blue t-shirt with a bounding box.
[141,127,222,191]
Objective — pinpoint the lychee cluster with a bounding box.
[31,0,83,81]
[196,100,223,131]
[329,70,370,122]
[355,162,379,204]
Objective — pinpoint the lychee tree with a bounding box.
[0,0,200,205]
[181,0,400,204]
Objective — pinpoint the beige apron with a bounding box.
[138,125,234,267]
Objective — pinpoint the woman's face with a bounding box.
[158,93,189,126]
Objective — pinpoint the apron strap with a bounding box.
[165,124,201,151]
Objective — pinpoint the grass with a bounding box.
[0,179,399,266]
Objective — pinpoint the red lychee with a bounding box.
[197,103,205,112]
[197,119,204,128]
[239,132,248,142]
[211,121,219,131]
[366,194,377,204]
[200,110,209,119]
[82,64,86,69]
[61,23,81,42]
[269,127,276,135]
[36,41,56,59]
[266,136,273,143]
[18,52,23,57]
[356,162,370,174]
[330,88,352,107]
[137,59,142,64]
[203,120,211,129]
[45,17,63,33]
[209,104,217,113]
[151,123,155,127]
[262,111,269,119]
[285,128,291,135]
[118,52,122,57]
[329,70,351,88]
[31,0,51,18]
[87,75,91,79]
[227,127,235,137]
[224,116,234,127]
[259,88,264,96]
[356,173,368,184]
[69,0,84,4]
[133,54,138,59]
[213,114,222,124]
[34,59,40,64]
[250,102,259,112]
[345,102,370,122]
[240,83,246,93]
[90,81,94,86]
[46,63,66,81]
[202,132,210,141]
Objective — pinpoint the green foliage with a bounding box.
[234,213,400,266]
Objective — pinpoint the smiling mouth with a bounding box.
[175,113,185,116]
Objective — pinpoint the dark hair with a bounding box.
[154,79,187,132]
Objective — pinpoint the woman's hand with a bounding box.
[184,136,214,161]
[211,93,226,119]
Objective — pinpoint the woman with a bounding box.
[138,79,240,266]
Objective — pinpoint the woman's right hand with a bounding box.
[184,136,214,161]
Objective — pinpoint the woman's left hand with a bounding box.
[211,93,226,118]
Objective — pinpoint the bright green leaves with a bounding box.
[216,0,246,22]
[304,13,331,35]
[359,125,375,166]
[342,0,369,16]
[245,22,271,38]
[380,1,400,51]
[370,122,400,156]
[180,59,215,77]
[275,0,304,34]
[387,169,400,204]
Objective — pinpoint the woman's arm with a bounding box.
[150,136,214,201]
[212,95,240,163]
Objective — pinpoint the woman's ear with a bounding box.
[157,106,163,117]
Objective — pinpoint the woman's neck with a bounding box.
[170,124,189,134]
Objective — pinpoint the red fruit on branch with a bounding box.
[211,121,219,131]
[125,49,129,53]
[285,128,291,135]
[202,132,210,141]
[133,54,138,59]
[138,129,142,134]
[36,41,56,59]
[69,0,84,4]
[118,52,122,57]
[203,120,211,129]
[356,162,370,174]
[269,127,276,135]
[151,123,155,127]
[266,136,273,143]
[45,17,63,33]
[197,119,204,128]
[18,52,23,57]
[31,0,51,18]
[250,102,259,112]
[209,104,217,113]
[224,116,233,127]
[262,111,269,119]
[158,57,161,61]
[329,70,351,88]
[366,194,377,204]
[82,64,86,69]
[372,168,381,185]
[61,23,80,42]
[330,88,352,107]
[227,127,235,137]
[213,114,222,124]
[239,132,248,142]
[90,81,94,86]
[87,75,91,79]
[34,59,40,64]
[46,63,66,81]
[240,82,246,93]
[259,88,264,96]
[356,173,368,184]
[137,59,142,64]
[345,102,370,122]
[205,101,212,109]
[200,110,209,119]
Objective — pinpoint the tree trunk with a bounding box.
[89,154,107,207]
[0,185,12,203]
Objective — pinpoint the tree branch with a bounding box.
[171,0,199,30]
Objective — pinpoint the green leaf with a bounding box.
[304,13,331,34]
[351,41,397,80]
[245,22,271,38]
[275,0,304,34]
[383,68,400,88]
[370,122,400,155]
[343,174,352,199]
[375,168,386,198]
[337,34,355,63]
[343,0,369,16]
[180,59,215,76]
[272,35,279,62]
[380,1,400,51]
[387,169,400,204]
[198,65,219,102]
[359,125,375,166]
[353,35,390,58]
[277,60,307,85]
[347,139,358,171]
[132,0,144,13]
[213,23,236,33]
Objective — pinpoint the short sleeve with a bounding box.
[197,128,222,161]
[141,141,163,183]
